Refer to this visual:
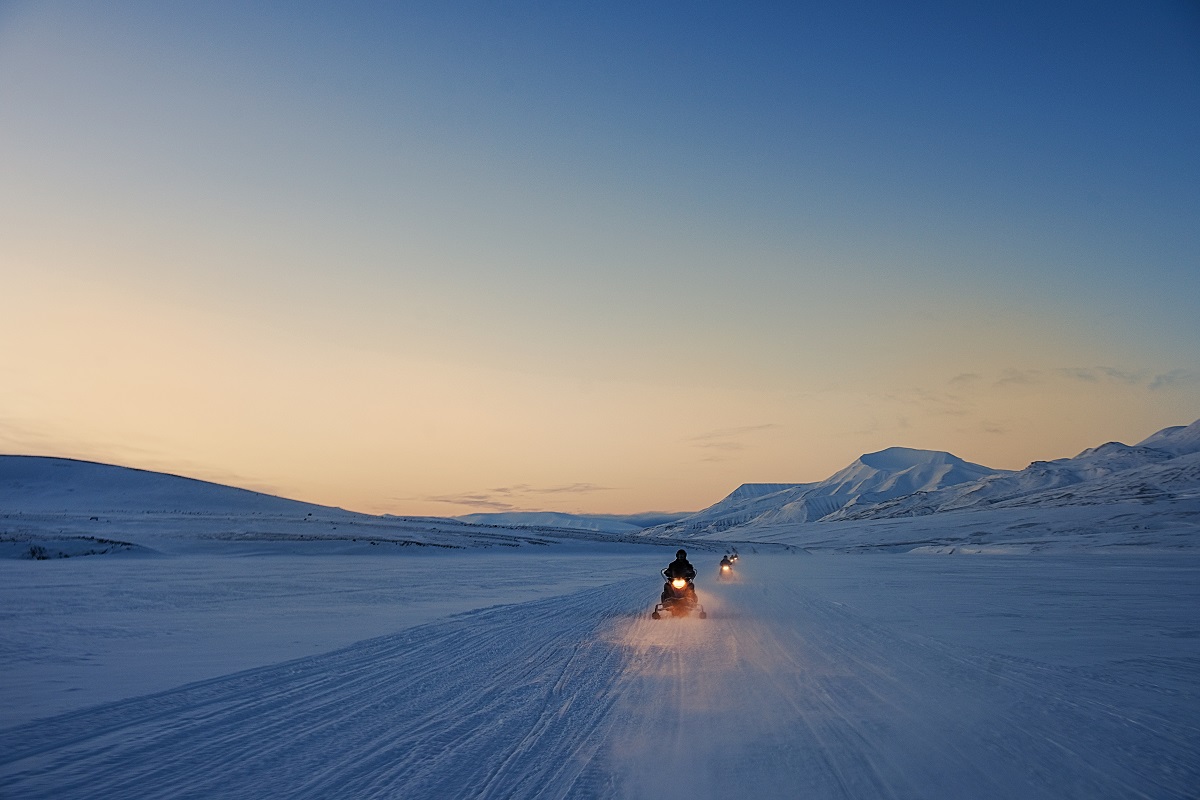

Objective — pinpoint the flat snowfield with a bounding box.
[2,548,1198,799]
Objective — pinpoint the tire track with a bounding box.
[0,578,649,799]
[594,563,1199,800]
[3,557,1195,799]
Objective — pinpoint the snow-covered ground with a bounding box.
[0,545,666,725]
[2,448,1199,798]
[2,541,1197,799]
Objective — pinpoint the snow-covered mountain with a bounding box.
[630,482,812,535]
[644,420,1200,536]
[838,419,1200,520]
[1135,420,1200,457]
[647,447,1002,536]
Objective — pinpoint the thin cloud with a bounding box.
[689,423,781,463]
[0,418,61,451]
[690,423,781,443]
[1053,367,1099,383]
[1097,366,1144,384]
[426,493,518,512]
[995,368,1042,387]
[693,441,745,452]
[1149,369,1199,391]
[1053,366,1145,385]
[489,483,613,496]
[426,483,614,512]
[879,390,971,417]
[942,364,1200,401]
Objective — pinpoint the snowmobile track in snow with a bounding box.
[2,561,1196,799]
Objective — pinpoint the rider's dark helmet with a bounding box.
[676,549,687,558]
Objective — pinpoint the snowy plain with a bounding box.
[2,454,1199,798]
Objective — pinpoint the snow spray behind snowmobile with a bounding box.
[652,569,707,619]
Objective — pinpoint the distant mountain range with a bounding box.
[641,419,1200,537]
[3,420,1198,546]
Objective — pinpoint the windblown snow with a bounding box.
[2,420,1199,798]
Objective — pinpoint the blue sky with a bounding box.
[2,1,1198,514]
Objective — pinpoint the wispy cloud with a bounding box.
[1052,366,1144,385]
[0,417,76,453]
[425,483,614,512]
[425,493,520,512]
[694,441,746,453]
[987,365,1178,391]
[1149,369,1199,391]
[1099,366,1145,384]
[689,423,781,462]
[690,423,781,443]
[1053,367,1098,383]
[879,389,971,417]
[995,368,1042,387]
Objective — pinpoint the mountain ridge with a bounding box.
[641,420,1200,536]
[3,419,1197,538]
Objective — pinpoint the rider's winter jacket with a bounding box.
[664,556,696,580]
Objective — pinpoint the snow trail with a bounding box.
[0,579,641,799]
[2,555,1196,799]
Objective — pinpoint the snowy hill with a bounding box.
[0,455,338,516]
[0,456,659,557]
[634,482,812,535]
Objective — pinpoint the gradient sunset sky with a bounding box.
[2,1,1198,515]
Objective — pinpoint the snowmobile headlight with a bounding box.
[671,578,687,589]
[721,564,731,571]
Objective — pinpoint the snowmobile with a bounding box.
[652,570,707,619]
[717,557,734,581]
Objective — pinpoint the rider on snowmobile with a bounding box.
[661,549,697,602]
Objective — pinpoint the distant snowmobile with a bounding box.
[718,554,734,581]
